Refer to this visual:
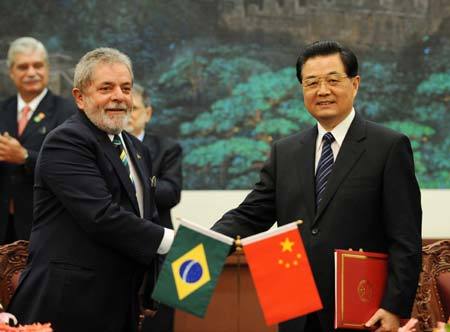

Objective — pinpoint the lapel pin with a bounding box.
[150,176,157,188]
[136,153,142,159]
[33,112,46,123]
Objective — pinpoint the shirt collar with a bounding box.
[108,132,124,143]
[136,131,145,142]
[17,88,48,113]
[316,108,355,148]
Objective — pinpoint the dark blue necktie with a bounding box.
[315,132,335,208]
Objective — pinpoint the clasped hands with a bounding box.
[0,132,27,164]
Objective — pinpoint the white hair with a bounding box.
[7,37,48,68]
[73,47,133,91]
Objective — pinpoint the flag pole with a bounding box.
[235,235,242,250]
[235,236,242,332]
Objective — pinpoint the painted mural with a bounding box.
[1,0,449,188]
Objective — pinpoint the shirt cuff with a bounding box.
[157,227,174,254]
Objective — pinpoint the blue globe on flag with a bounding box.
[169,243,212,301]
[179,259,203,283]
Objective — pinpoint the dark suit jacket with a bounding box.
[212,113,422,332]
[142,133,182,229]
[0,90,75,243]
[8,111,166,332]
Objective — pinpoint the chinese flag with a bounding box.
[241,222,322,326]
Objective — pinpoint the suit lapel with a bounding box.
[313,113,366,224]
[143,134,158,161]
[3,99,18,137]
[20,91,52,142]
[103,137,140,216]
[78,112,140,215]
[123,133,151,219]
[297,127,318,224]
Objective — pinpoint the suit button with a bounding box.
[311,228,319,235]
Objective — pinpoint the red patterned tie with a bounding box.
[18,105,31,136]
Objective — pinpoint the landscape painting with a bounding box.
[1,0,448,189]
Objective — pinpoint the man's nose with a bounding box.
[26,65,37,77]
[111,86,126,101]
[317,80,331,95]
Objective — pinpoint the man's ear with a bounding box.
[146,106,153,123]
[72,88,85,110]
[352,75,360,98]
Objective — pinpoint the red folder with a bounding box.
[334,249,388,330]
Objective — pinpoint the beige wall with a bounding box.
[172,189,450,238]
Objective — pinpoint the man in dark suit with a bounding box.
[127,83,182,332]
[127,83,182,230]
[212,41,422,332]
[8,48,174,332]
[0,37,75,244]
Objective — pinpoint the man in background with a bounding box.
[212,40,422,332]
[127,83,182,332]
[9,48,174,332]
[0,37,75,244]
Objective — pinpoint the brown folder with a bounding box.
[334,249,388,330]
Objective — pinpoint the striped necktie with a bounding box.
[112,135,134,185]
[315,132,335,209]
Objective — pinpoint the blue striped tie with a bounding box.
[315,132,335,208]
[112,135,134,185]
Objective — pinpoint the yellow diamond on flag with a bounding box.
[171,243,211,300]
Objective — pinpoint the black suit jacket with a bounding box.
[139,134,182,330]
[212,113,422,332]
[8,111,166,332]
[0,90,75,242]
[142,133,182,229]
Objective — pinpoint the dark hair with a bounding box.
[296,40,358,83]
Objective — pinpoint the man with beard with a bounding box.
[8,48,174,332]
[0,37,75,244]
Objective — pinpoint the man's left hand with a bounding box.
[0,133,27,164]
[365,308,400,332]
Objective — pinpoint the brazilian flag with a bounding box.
[152,218,234,317]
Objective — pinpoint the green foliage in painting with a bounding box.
[152,41,450,188]
[177,66,316,188]
[1,0,448,189]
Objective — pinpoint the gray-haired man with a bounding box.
[0,37,75,244]
[9,48,174,332]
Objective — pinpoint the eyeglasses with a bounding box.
[302,73,349,90]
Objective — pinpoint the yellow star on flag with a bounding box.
[280,237,294,252]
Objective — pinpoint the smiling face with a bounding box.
[72,62,133,134]
[9,50,49,102]
[301,53,360,130]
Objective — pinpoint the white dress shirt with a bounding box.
[314,108,355,173]
[17,88,48,120]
